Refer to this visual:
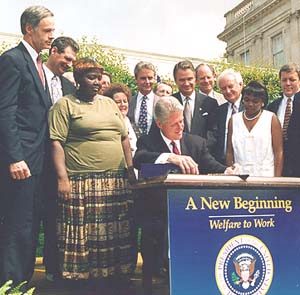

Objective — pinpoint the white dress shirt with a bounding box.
[21,40,39,71]
[155,131,181,164]
[44,65,63,104]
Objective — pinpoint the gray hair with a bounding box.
[217,68,243,88]
[154,96,183,124]
[21,5,54,35]
[134,61,156,78]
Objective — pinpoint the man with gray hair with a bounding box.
[128,61,160,135]
[134,96,229,174]
[133,96,235,294]
[0,5,55,288]
[214,68,244,164]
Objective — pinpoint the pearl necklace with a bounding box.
[243,109,262,121]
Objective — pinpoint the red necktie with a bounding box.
[171,141,180,155]
[36,54,45,87]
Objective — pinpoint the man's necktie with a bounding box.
[36,54,45,87]
[184,97,192,132]
[171,141,180,155]
[51,75,62,104]
[138,96,148,135]
[282,97,292,140]
[232,103,237,115]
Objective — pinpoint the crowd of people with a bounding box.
[0,5,300,295]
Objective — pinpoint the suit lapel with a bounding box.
[154,131,172,153]
[19,43,51,109]
[128,93,138,122]
[180,133,189,155]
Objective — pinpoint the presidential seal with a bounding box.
[215,234,273,295]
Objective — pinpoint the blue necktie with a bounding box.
[138,96,148,134]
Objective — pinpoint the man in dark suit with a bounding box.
[128,61,160,135]
[286,91,300,176]
[133,96,235,294]
[267,63,300,176]
[214,69,244,164]
[0,6,55,287]
[43,36,79,281]
[172,60,218,152]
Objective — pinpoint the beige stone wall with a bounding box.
[218,0,300,68]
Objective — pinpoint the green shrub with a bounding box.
[0,280,35,295]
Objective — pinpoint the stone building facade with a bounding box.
[218,0,300,68]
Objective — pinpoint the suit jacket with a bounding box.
[61,75,76,96]
[133,131,226,174]
[268,93,300,176]
[0,42,52,174]
[214,101,244,164]
[172,91,218,151]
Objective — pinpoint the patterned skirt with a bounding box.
[57,170,134,280]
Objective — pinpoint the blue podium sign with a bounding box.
[168,188,300,295]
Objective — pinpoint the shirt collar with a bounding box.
[43,64,55,80]
[199,89,214,97]
[228,95,242,109]
[22,39,39,65]
[283,94,294,102]
[137,90,154,101]
[160,130,181,151]
[180,90,196,102]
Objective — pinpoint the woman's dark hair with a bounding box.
[103,83,132,102]
[242,80,269,107]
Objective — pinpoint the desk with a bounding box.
[135,175,300,295]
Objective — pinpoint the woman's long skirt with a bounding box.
[57,171,134,280]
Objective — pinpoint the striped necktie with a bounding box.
[171,141,180,155]
[36,54,45,88]
[282,97,292,140]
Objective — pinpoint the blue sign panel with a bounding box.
[168,188,300,295]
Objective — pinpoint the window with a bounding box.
[240,50,250,65]
[272,33,285,67]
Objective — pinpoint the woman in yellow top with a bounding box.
[48,58,136,292]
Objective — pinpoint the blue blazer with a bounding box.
[0,42,52,174]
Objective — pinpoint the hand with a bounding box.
[127,166,137,185]
[57,178,71,200]
[224,163,241,175]
[167,154,199,175]
[9,160,31,180]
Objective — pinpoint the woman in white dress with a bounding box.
[226,81,283,176]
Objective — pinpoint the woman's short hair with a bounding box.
[73,58,103,84]
[154,96,183,124]
[103,83,132,101]
[242,80,269,107]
